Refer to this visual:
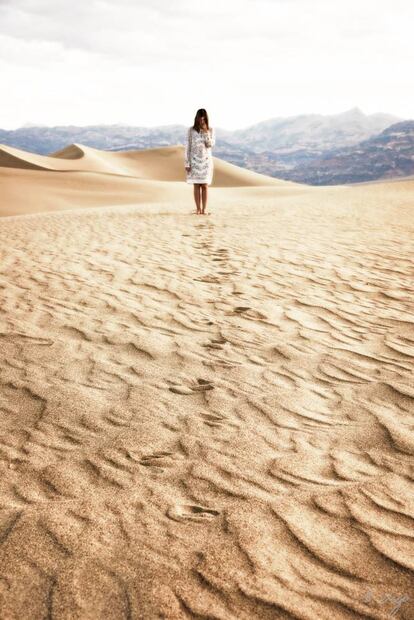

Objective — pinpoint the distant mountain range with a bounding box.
[281,121,414,185]
[0,124,186,155]
[1,108,413,185]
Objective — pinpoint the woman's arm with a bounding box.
[184,127,191,168]
[203,127,215,148]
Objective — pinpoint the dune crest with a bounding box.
[49,143,86,160]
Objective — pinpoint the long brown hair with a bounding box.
[192,108,210,133]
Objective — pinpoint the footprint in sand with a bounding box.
[167,504,220,522]
[138,451,181,474]
[199,412,237,429]
[233,306,267,319]
[168,385,194,395]
[169,378,215,395]
[194,275,222,283]
[218,270,240,275]
[202,337,227,350]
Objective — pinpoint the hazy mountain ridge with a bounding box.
[280,120,414,185]
[0,124,186,154]
[228,107,399,151]
[0,108,398,155]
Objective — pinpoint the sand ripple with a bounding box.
[0,194,413,618]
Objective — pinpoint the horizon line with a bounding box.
[0,107,407,133]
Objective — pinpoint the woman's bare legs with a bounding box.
[201,184,208,214]
[193,184,202,214]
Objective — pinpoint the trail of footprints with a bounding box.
[2,205,414,616]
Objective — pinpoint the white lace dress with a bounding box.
[184,127,216,185]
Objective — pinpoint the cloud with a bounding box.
[0,0,413,128]
[2,0,410,57]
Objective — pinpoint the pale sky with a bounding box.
[1,0,413,130]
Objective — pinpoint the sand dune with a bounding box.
[3,141,292,178]
[0,144,413,619]
[0,142,295,217]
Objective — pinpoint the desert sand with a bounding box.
[0,142,413,619]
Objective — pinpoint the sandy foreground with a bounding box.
[0,143,413,619]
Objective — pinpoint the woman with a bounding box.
[184,108,216,215]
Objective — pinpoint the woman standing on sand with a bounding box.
[185,108,216,215]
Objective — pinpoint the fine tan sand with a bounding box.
[0,143,413,619]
